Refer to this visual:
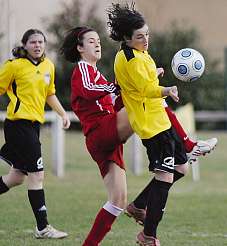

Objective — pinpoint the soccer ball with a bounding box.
[171,48,205,82]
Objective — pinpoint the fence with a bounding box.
[0,110,226,178]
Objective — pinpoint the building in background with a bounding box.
[0,0,226,69]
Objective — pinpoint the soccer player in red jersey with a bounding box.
[60,26,133,245]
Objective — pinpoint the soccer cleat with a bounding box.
[187,137,218,164]
[136,231,160,246]
[125,202,146,226]
[35,224,68,239]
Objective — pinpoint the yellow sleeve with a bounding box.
[126,57,164,98]
[0,60,15,95]
[47,61,56,96]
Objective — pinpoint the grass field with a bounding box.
[0,129,227,246]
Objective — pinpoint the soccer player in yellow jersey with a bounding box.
[107,3,190,245]
[0,29,70,239]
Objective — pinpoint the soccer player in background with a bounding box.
[0,29,70,239]
[107,3,217,245]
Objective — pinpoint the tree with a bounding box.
[43,0,117,110]
[43,2,224,112]
[149,22,224,111]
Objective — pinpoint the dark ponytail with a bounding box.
[12,46,27,58]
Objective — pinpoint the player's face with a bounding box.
[24,34,45,61]
[78,31,101,65]
[127,24,149,51]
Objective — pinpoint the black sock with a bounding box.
[28,189,49,231]
[144,179,172,237]
[133,170,184,210]
[0,176,9,194]
[133,179,155,209]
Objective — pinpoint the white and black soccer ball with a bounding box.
[171,48,205,82]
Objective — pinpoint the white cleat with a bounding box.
[187,138,218,164]
[35,224,68,239]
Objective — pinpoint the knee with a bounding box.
[36,173,44,183]
[13,176,25,186]
[155,171,174,184]
[118,126,133,143]
[117,109,133,142]
[34,173,44,184]
[28,171,44,188]
[176,163,189,175]
[3,173,25,188]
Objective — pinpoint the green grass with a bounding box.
[0,129,227,246]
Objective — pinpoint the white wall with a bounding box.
[0,0,116,61]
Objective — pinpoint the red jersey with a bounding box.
[71,61,116,136]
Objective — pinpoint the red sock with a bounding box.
[82,208,116,246]
[165,107,196,152]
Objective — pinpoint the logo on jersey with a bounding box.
[161,156,174,170]
[44,73,51,85]
[183,136,189,141]
[37,157,44,169]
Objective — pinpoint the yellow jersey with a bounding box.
[0,57,56,123]
[114,44,171,139]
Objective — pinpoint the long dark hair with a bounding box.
[12,29,46,59]
[60,26,94,63]
[107,2,145,41]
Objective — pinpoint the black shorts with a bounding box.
[142,127,187,173]
[0,119,43,173]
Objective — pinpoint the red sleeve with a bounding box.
[72,62,116,100]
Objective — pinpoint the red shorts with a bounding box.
[85,113,124,178]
